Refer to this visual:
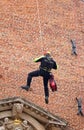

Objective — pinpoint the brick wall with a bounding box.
[0,0,84,130]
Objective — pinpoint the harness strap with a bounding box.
[40,67,51,72]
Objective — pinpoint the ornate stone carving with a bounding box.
[0,97,68,130]
[12,103,23,118]
[0,126,5,130]
[0,118,33,130]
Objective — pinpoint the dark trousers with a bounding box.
[77,106,84,116]
[27,69,51,97]
[72,47,77,55]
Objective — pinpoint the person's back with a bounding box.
[39,55,56,72]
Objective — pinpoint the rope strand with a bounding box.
[36,0,44,53]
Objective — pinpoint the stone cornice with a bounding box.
[0,97,68,130]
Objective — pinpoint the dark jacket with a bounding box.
[34,55,57,72]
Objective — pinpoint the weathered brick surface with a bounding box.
[0,0,84,130]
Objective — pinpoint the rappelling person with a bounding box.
[70,39,77,56]
[76,97,84,116]
[21,51,57,104]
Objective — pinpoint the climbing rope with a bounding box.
[36,0,44,53]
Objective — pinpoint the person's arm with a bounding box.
[53,61,57,70]
[34,56,44,62]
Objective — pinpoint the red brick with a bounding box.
[0,0,84,130]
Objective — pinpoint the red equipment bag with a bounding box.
[49,74,57,92]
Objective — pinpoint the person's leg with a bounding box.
[79,107,84,116]
[74,51,77,56]
[27,70,40,86]
[21,70,40,91]
[43,75,49,104]
[72,47,77,55]
[80,110,84,116]
[77,106,81,115]
[77,106,83,116]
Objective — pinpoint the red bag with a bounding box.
[49,74,57,92]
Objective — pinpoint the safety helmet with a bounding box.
[44,51,51,56]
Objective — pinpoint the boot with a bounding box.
[45,96,49,104]
[21,85,30,91]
